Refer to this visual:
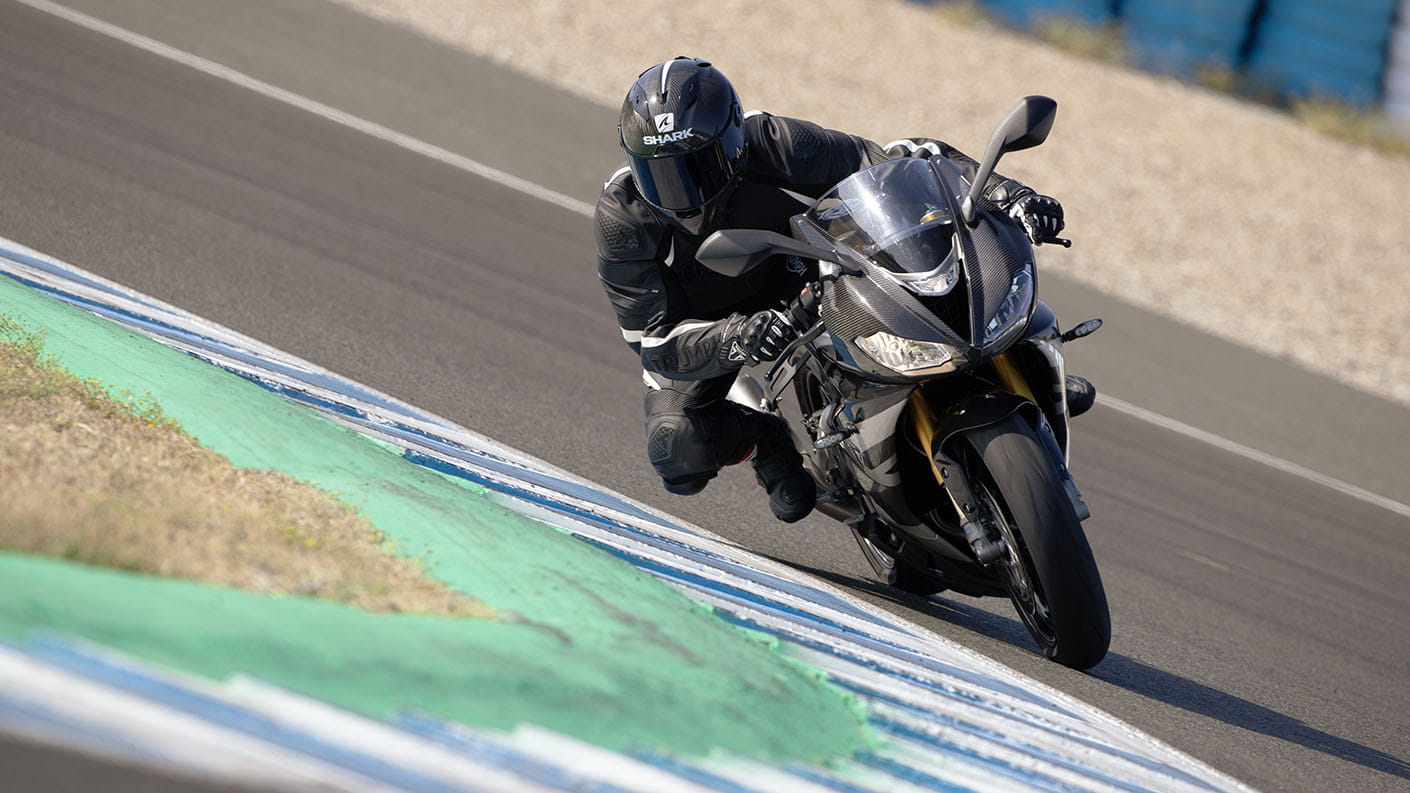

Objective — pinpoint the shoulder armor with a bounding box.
[595,170,668,262]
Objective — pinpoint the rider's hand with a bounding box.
[721,310,798,366]
[1008,193,1065,244]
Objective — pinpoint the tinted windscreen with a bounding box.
[804,158,957,274]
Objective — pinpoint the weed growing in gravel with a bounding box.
[0,313,494,618]
[1291,98,1410,159]
[1036,18,1125,64]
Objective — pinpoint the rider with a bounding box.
[595,57,1085,524]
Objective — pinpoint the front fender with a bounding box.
[932,390,1038,450]
[930,389,1089,520]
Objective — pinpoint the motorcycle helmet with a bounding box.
[619,57,747,233]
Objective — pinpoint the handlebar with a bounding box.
[764,283,825,386]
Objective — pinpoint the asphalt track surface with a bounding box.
[2,2,1407,792]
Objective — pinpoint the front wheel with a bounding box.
[963,415,1110,669]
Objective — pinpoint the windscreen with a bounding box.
[803,158,956,275]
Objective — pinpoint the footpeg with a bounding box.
[813,402,855,449]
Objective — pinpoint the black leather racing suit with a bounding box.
[594,112,1036,493]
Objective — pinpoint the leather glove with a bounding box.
[721,310,798,367]
[1007,193,1065,244]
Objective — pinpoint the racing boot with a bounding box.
[1066,374,1096,418]
[749,419,817,523]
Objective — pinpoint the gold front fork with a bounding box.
[990,351,1036,403]
[906,387,1005,562]
[907,389,946,488]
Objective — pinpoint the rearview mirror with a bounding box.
[961,95,1058,225]
[695,229,838,278]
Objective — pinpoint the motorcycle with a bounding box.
[697,96,1110,669]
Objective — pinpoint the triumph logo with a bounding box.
[726,341,749,363]
[653,112,675,133]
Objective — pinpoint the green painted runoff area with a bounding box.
[0,275,871,762]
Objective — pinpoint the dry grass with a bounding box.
[1036,17,1126,65]
[1291,98,1410,160]
[0,315,493,618]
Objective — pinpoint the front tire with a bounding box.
[964,415,1110,669]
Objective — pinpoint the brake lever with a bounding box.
[1040,236,1072,248]
[764,320,825,384]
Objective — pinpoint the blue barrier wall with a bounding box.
[921,0,1408,109]
[1246,0,1400,106]
[1121,0,1261,75]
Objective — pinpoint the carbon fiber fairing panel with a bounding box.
[967,211,1033,335]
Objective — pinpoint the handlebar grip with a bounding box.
[787,283,820,328]
[789,280,823,324]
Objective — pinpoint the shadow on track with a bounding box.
[761,555,1410,785]
[1090,656,1410,784]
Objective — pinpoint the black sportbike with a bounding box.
[699,97,1110,669]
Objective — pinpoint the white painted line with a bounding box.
[13,0,596,219]
[1101,395,1410,520]
[19,0,1409,523]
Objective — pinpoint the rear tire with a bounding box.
[965,415,1110,669]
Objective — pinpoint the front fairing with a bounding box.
[793,157,1038,382]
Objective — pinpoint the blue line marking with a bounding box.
[853,751,981,793]
[0,246,165,310]
[835,680,1221,793]
[0,691,185,767]
[393,712,638,793]
[8,636,491,793]
[780,763,885,793]
[630,748,769,793]
[874,715,1144,793]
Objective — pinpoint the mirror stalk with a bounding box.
[960,95,1058,226]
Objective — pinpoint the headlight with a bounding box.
[983,271,1034,344]
[882,261,960,297]
[901,268,959,296]
[855,331,959,374]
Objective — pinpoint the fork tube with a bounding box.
[992,352,1036,403]
[907,390,945,487]
[906,390,1003,563]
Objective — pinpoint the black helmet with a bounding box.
[619,58,747,223]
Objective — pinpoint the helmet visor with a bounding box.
[629,126,745,213]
